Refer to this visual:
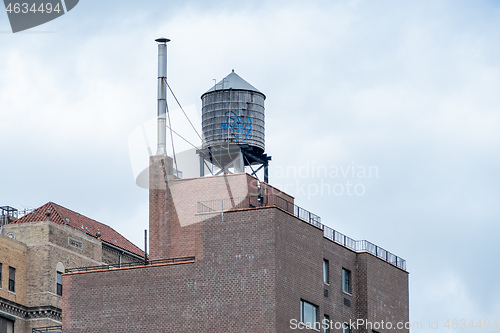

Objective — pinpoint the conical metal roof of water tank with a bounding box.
[202,70,265,98]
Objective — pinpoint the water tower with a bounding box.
[197,70,271,182]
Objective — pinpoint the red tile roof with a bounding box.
[13,202,145,257]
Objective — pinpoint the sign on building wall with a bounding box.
[68,237,83,250]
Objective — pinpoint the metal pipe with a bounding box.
[155,37,170,155]
[144,229,148,265]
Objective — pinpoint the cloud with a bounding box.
[1,0,499,327]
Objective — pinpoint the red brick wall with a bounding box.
[260,181,294,203]
[273,208,360,332]
[149,164,283,260]
[148,155,170,260]
[355,253,409,333]
[64,207,278,333]
[66,202,408,333]
[164,173,254,259]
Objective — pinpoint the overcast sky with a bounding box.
[1,0,499,331]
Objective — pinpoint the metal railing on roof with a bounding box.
[65,256,195,273]
[323,226,406,270]
[1,206,34,226]
[197,194,322,228]
[197,194,406,270]
[1,206,17,226]
[32,326,62,333]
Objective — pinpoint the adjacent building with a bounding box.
[0,202,144,333]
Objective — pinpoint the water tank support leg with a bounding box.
[199,155,205,177]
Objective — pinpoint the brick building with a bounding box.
[60,64,409,332]
[0,202,145,333]
[61,158,409,333]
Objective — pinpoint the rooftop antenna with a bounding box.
[155,37,170,155]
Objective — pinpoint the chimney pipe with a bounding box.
[155,38,170,155]
[144,229,148,265]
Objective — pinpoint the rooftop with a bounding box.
[65,256,195,274]
[198,194,407,271]
[12,202,145,257]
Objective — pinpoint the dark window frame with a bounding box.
[342,268,351,294]
[300,299,319,329]
[323,314,330,333]
[0,316,15,333]
[56,271,63,296]
[323,259,329,284]
[8,266,15,293]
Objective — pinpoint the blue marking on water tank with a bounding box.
[221,111,253,143]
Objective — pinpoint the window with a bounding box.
[56,262,65,296]
[323,259,329,284]
[57,271,63,296]
[343,323,352,333]
[0,316,15,333]
[323,314,330,333]
[342,268,351,294]
[8,267,15,293]
[0,263,2,289]
[300,300,318,329]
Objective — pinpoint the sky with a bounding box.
[1,0,499,331]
